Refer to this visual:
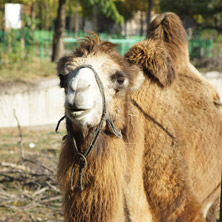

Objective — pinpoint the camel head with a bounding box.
[57,34,144,130]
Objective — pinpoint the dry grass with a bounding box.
[0,60,56,83]
[0,126,65,222]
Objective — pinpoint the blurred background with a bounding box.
[0,0,221,221]
[0,0,222,66]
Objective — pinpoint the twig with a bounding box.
[0,162,28,171]
[13,109,24,159]
[22,158,55,174]
[0,151,63,220]
[40,195,62,203]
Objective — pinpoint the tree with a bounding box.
[159,0,222,31]
[80,0,124,25]
[146,0,153,28]
[52,0,66,62]
[116,0,159,36]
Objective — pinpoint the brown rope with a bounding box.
[55,115,66,133]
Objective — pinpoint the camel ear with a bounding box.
[125,40,176,87]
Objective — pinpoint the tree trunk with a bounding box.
[39,1,43,30]
[140,11,144,36]
[1,4,4,31]
[74,0,79,38]
[93,5,98,32]
[146,0,153,36]
[81,17,85,32]
[44,2,49,31]
[68,14,75,33]
[31,2,36,31]
[52,0,66,62]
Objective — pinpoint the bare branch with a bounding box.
[13,109,24,159]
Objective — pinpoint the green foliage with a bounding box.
[116,0,143,21]
[159,0,222,30]
[80,0,124,24]
[198,29,218,39]
[0,29,35,66]
[24,14,40,30]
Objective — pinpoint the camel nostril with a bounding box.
[76,82,91,92]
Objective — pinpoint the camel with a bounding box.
[56,12,222,222]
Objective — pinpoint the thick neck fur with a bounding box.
[57,94,153,222]
[57,96,127,221]
[61,133,126,222]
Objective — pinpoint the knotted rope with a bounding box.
[56,64,122,191]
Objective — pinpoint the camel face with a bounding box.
[63,54,131,129]
[65,67,102,128]
[58,35,144,129]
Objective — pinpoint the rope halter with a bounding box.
[56,64,122,191]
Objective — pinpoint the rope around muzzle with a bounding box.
[56,64,122,191]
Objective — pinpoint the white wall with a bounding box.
[202,71,222,102]
[0,79,64,128]
[0,74,221,128]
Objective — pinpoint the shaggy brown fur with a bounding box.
[146,12,189,72]
[126,12,222,222]
[125,39,176,87]
[57,14,222,222]
[57,34,152,221]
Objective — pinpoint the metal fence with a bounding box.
[189,39,213,59]
[0,30,214,66]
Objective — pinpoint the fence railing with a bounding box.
[189,39,213,59]
[0,30,214,66]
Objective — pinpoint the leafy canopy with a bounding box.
[81,0,124,24]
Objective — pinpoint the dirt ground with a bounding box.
[0,125,65,222]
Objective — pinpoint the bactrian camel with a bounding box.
[56,12,222,222]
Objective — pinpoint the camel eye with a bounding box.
[117,77,125,85]
[111,71,126,85]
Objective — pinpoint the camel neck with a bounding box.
[62,134,126,221]
[57,101,153,222]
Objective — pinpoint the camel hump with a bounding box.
[125,39,176,87]
[147,12,188,46]
[125,12,194,87]
[147,12,190,68]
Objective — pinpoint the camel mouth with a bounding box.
[66,107,92,119]
[67,108,88,112]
